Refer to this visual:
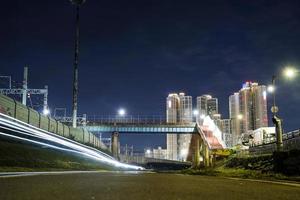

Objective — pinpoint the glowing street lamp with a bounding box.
[145,149,152,158]
[268,66,299,151]
[146,149,151,154]
[267,85,275,93]
[118,108,126,116]
[43,108,50,116]
[283,66,298,79]
[193,109,199,116]
[237,114,243,120]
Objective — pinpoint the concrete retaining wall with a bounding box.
[0,94,108,151]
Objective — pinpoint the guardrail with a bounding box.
[249,129,300,154]
[250,129,300,147]
[283,129,300,140]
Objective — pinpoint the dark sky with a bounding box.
[1,0,300,149]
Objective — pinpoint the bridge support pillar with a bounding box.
[111,132,120,160]
[210,155,214,167]
[203,144,210,167]
[192,135,201,168]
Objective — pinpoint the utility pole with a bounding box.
[0,67,49,114]
[70,0,86,128]
[22,66,28,105]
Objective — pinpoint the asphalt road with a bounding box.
[0,171,300,200]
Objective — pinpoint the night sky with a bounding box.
[1,0,300,150]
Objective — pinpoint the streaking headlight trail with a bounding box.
[0,113,144,170]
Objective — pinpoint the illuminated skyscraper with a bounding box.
[178,93,192,161]
[229,92,241,145]
[207,98,218,117]
[178,93,193,123]
[166,93,179,160]
[253,84,268,129]
[229,82,268,145]
[239,82,268,133]
[196,95,218,118]
[220,119,232,147]
[166,92,192,161]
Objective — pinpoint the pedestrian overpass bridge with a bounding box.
[83,116,197,134]
[82,116,227,167]
[82,116,225,149]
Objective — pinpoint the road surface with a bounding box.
[0,171,299,200]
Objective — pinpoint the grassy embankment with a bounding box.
[0,139,114,172]
[181,151,300,182]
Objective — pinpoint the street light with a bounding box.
[269,66,299,151]
[70,0,86,128]
[267,85,275,93]
[145,149,152,158]
[43,108,50,116]
[118,108,126,116]
[269,74,283,151]
[146,149,151,154]
[193,109,199,116]
[237,114,243,120]
[283,66,298,79]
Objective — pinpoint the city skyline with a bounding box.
[0,68,292,149]
[1,1,300,198]
[1,0,300,150]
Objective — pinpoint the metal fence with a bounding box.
[86,115,190,125]
[250,129,300,147]
[249,135,300,155]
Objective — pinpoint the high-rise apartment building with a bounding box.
[212,113,222,129]
[229,92,240,145]
[239,82,268,133]
[178,93,192,161]
[220,119,232,147]
[253,84,268,129]
[166,93,179,160]
[178,93,193,123]
[196,95,218,118]
[166,92,192,161]
[207,98,218,117]
[197,95,209,116]
[229,82,268,145]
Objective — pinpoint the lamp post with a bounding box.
[70,0,86,128]
[269,75,283,152]
[268,66,299,152]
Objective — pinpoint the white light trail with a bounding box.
[0,113,144,170]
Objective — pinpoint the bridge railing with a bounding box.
[86,115,194,125]
[250,129,300,147]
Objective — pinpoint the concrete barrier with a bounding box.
[0,94,108,152]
